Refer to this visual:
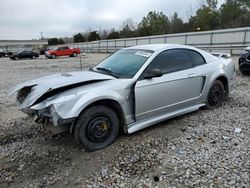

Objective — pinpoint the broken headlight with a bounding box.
[17,86,33,103]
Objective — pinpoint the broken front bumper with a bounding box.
[24,106,76,133]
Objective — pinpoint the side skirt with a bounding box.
[127,104,205,134]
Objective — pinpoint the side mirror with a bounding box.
[144,69,163,79]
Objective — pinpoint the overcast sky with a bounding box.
[0,0,225,40]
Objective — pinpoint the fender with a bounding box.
[61,89,126,119]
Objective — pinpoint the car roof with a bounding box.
[125,44,218,63]
[125,44,200,52]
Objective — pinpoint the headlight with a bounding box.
[17,86,33,103]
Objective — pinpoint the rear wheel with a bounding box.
[206,80,225,109]
[72,52,77,57]
[240,70,249,75]
[74,105,119,151]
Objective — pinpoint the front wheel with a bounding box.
[72,52,77,57]
[51,54,56,59]
[206,80,225,109]
[74,105,119,151]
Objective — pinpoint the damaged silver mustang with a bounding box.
[10,44,236,151]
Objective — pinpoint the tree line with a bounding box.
[48,0,250,45]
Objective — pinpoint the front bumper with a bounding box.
[45,53,51,58]
[23,106,75,133]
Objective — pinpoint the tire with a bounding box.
[72,52,77,57]
[206,80,225,109]
[31,56,34,59]
[240,70,249,75]
[51,54,56,59]
[74,105,119,151]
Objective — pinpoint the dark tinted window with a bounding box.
[147,49,193,74]
[62,47,69,50]
[189,50,206,66]
[19,51,26,56]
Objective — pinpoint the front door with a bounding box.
[135,49,204,121]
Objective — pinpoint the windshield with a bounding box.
[94,49,153,78]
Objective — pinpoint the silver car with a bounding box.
[10,44,236,151]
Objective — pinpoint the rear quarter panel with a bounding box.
[198,59,234,102]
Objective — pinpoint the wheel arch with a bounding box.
[214,75,229,97]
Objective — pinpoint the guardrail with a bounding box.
[50,27,250,55]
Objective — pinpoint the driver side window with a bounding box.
[20,51,26,56]
[146,49,193,75]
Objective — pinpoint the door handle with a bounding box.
[188,73,196,78]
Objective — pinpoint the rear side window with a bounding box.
[148,49,193,74]
[189,50,206,66]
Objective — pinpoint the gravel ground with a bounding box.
[0,54,249,188]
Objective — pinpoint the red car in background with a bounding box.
[45,46,81,59]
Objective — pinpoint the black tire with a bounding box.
[206,80,225,109]
[72,52,77,57]
[74,105,119,151]
[51,54,56,59]
[240,70,249,75]
[31,56,34,59]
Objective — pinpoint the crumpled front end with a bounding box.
[14,85,78,133]
[10,71,115,133]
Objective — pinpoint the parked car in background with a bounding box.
[6,52,13,57]
[10,44,236,151]
[40,47,49,55]
[45,46,81,59]
[239,47,250,74]
[10,50,39,60]
[0,51,6,58]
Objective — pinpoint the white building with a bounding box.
[0,39,48,52]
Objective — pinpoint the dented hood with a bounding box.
[10,71,114,108]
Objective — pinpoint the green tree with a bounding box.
[138,11,169,36]
[188,6,220,31]
[73,33,86,43]
[58,38,65,44]
[220,0,250,28]
[48,38,65,45]
[120,25,136,38]
[87,31,100,41]
[107,29,120,39]
[169,12,184,33]
[206,0,218,9]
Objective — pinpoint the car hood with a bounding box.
[10,71,114,109]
